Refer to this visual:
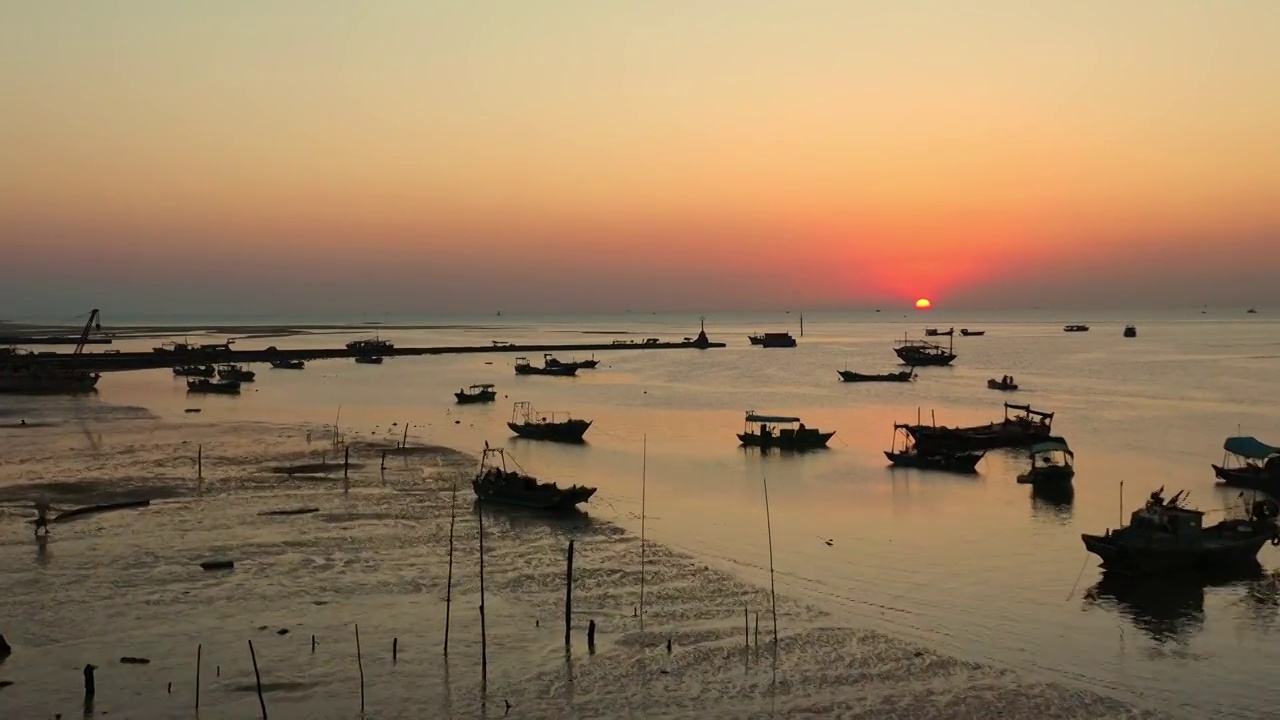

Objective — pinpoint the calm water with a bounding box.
[1,310,1278,719]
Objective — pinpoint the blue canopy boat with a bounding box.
[1213,436,1280,494]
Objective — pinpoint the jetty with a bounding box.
[11,335,724,373]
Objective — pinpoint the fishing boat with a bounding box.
[0,367,100,394]
[1247,308,1258,314]
[906,403,1055,452]
[737,412,834,450]
[473,446,596,510]
[748,332,797,348]
[837,369,915,382]
[186,378,241,394]
[1212,436,1280,493]
[959,328,985,336]
[346,336,394,353]
[884,423,985,473]
[1017,438,1075,486]
[354,355,384,364]
[987,376,1019,391]
[270,359,305,370]
[893,334,956,366]
[1123,325,1137,338]
[173,365,216,377]
[455,383,498,404]
[1081,488,1280,575]
[1064,324,1090,332]
[217,364,256,382]
[154,340,234,355]
[544,353,599,370]
[924,327,954,337]
[514,357,576,376]
[507,401,591,442]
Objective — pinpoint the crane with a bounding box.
[75,309,101,355]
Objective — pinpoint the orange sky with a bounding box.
[3,1,1279,315]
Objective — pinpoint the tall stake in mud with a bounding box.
[343,445,350,479]
[640,434,647,631]
[478,498,488,689]
[247,640,267,719]
[195,643,201,711]
[197,444,202,479]
[565,540,576,649]
[401,422,410,449]
[762,471,779,655]
[355,624,365,713]
[444,478,458,656]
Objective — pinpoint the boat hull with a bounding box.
[987,380,1019,391]
[473,481,596,511]
[1081,530,1274,575]
[456,391,497,404]
[839,370,914,382]
[907,424,1051,452]
[748,336,797,348]
[508,420,592,442]
[959,330,985,336]
[1017,466,1075,485]
[893,348,955,366]
[884,450,983,473]
[0,371,100,395]
[1213,464,1279,495]
[187,380,241,394]
[514,365,577,376]
[739,431,834,450]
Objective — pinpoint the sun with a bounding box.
[915,298,932,309]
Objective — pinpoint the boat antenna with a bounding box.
[1119,480,1124,528]
[640,434,647,631]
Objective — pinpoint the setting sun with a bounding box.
[915,298,932,309]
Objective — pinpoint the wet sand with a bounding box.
[0,413,1157,719]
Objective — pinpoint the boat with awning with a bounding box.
[1213,436,1280,493]
[738,412,834,450]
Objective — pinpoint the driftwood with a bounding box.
[258,508,319,516]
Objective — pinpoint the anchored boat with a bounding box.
[924,327,954,337]
[473,446,596,511]
[748,332,797,348]
[514,357,577,376]
[1016,438,1075,486]
[884,423,985,473]
[455,383,498,404]
[1123,325,1137,338]
[906,403,1055,452]
[987,376,1019,391]
[738,412,834,450]
[1082,488,1280,575]
[1212,436,1280,494]
[1064,324,1090,332]
[507,401,591,442]
[270,359,306,370]
[217,364,256,382]
[838,369,915,383]
[544,353,599,370]
[186,378,241,394]
[959,328,985,336]
[173,365,216,377]
[0,367,100,394]
[893,334,956,366]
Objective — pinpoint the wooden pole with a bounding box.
[393,637,398,664]
[311,635,316,653]
[195,643,202,711]
[640,434,647,631]
[401,422,409,449]
[197,444,202,479]
[380,450,387,473]
[355,624,365,713]
[744,605,749,648]
[478,498,488,688]
[444,479,458,656]
[248,640,267,719]
[343,445,350,479]
[565,539,575,649]
[754,611,759,649]
[762,472,779,654]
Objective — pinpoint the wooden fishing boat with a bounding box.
[884,423,984,473]
[270,359,306,370]
[738,412,834,450]
[838,369,915,382]
[1017,438,1074,486]
[186,378,241,394]
[959,328,985,336]
[1123,325,1137,338]
[346,336,393,353]
[354,355,384,364]
[473,445,596,510]
[987,376,1019,391]
[893,334,956,366]
[455,383,498,404]
[1064,324,1090,332]
[507,401,591,442]
[173,365,216,377]
[906,403,1054,452]
[924,327,954,337]
[1212,436,1280,494]
[748,332,797,348]
[514,357,576,376]
[1082,488,1280,575]
[217,364,255,381]
[544,353,599,370]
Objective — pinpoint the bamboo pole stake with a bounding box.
[248,640,267,719]
[355,624,365,713]
[762,472,779,654]
[640,434,647,631]
[195,643,201,711]
[478,498,489,689]
[197,444,202,479]
[444,478,458,656]
[565,539,575,649]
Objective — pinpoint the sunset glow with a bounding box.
[915,299,933,310]
[3,2,1280,315]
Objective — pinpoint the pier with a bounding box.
[12,337,726,373]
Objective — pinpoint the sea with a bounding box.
[1,309,1277,719]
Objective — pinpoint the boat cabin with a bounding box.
[1028,439,1073,469]
[347,337,393,352]
[1121,490,1206,545]
[1003,403,1054,432]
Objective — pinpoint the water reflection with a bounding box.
[470,500,594,535]
[1030,484,1075,519]
[1085,565,1263,643]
